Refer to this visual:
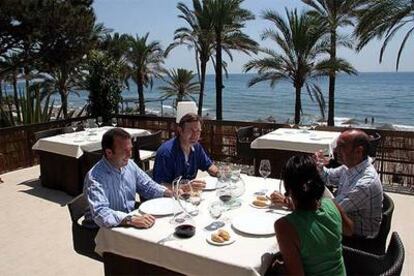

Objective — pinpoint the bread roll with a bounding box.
[218,229,230,241]
[256,195,268,201]
[211,233,224,243]
[253,199,269,207]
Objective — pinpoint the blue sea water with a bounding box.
[5,72,414,126]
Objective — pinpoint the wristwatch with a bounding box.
[124,215,133,225]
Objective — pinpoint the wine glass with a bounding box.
[71,121,78,132]
[96,116,103,127]
[259,159,271,183]
[208,201,223,220]
[216,186,232,209]
[111,118,117,127]
[189,181,202,207]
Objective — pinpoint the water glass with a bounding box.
[190,181,202,206]
[208,201,223,219]
[231,163,241,183]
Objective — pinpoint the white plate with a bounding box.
[309,136,322,141]
[139,198,182,216]
[249,201,271,209]
[206,230,236,246]
[203,176,218,191]
[232,212,281,235]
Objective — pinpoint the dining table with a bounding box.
[94,175,288,276]
[250,128,341,178]
[32,126,151,195]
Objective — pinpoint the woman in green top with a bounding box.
[272,155,353,275]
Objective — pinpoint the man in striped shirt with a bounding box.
[271,129,383,239]
[318,129,383,238]
[84,128,173,229]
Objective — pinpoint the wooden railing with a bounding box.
[1,115,413,194]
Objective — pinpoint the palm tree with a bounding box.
[303,0,361,126]
[245,9,350,124]
[159,68,200,108]
[0,54,22,123]
[166,0,214,117]
[100,32,130,61]
[125,33,165,115]
[205,0,257,120]
[355,0,414,71]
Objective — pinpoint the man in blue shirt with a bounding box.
[153,113,219,187]
[84,128,173,229]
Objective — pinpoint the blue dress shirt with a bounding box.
[153,137,213,184]
[83,158,166,228]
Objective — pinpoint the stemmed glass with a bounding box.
[96,116,103,127]
[259,159,271,183]
[111,118,117,127]
[71,121,78,132]
[216,186,232,209]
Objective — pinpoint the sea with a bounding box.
[4,72,414,129]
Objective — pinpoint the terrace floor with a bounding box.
[0,165,413,275]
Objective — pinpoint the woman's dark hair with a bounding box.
[281,155,325,209]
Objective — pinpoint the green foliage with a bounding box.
[125,33,165,115]
[167,0,215,116]
[204,0,258,120]
[356,0,414,71]
[84,51,124,124]
[244,9,330,124]
[0,85,55,127]
[303,0,361,126]
[159,68,199,108]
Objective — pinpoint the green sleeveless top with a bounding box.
[285,198,345,276]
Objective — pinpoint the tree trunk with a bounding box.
[294,86,302,124]
[198,59,207,116]
[215,30,223,120]
[60,90,68,119]
[0,79,3,105]
[12,74,21,123]
[327,31,337,126]
[137,77,145,115]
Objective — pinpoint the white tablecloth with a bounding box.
[32,126,151,158]
[251,128,341,155]
[95,175,285,276]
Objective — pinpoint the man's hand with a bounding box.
[314,150,330,168]
[269,191,286,207]
[190,179,206,191]
[164,189,173,197]
[126,214,156,229]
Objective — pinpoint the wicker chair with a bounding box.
[80,150,103,185]
[67,193,102,261]
[236,126,255,164]
[368,132,383,166]
[34,128,64,141]
[343,232,405,276]
[343,193,394,255]
[133,130,162,171]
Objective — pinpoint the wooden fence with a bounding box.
[1,115,413,194]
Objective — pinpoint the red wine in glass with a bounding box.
[180,192,191,201]
[219,194,232,203]
[175,224,196,238]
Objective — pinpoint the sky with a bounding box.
[93,0,414,74]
